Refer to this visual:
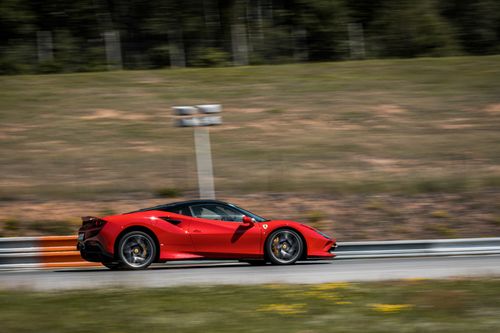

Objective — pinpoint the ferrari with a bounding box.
[77,199,337,270]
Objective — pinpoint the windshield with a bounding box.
[228,203,269,222]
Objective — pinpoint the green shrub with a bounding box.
[431,210,451,218]
[148,45,171,68]
[266,108,285,115]
[370,0,459,57]
[154,187,183,198]
[0,58,23,75]
[365,198,386,211]
[99,208,117,217]
[427,222,457,237]
[306,210,329,229]
[190,48,230,67]
[488,215,500,226]
[3,219,20,231]
[28,220,76,235]
[37,60,63,74]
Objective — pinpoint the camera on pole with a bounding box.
[173,104,223,127]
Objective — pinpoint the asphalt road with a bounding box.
[1,255,499,290]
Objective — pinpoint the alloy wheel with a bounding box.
[267,229,303,265]
[118,232,155,269]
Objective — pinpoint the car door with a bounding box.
[188,203,262,258]
[148,205,197,256]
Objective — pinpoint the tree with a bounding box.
[441,0,500,55]
[369,0,459,58]
[293,0,350,60]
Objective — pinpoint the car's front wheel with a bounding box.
[117,231,156,270]
[102,261,122,270]
[240,260,267,266]
[266,229,303,265]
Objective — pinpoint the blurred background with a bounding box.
[1,0,500,241]
[1,0,500,72]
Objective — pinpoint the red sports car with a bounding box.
[77,200,337,270]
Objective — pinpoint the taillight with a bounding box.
[92,219,106,228]
[81,216,107,230]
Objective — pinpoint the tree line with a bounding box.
[1,0,499,74]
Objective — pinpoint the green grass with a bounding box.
[1,279,500,332]
[1,56,500,200]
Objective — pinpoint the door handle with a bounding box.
[192,229,201,233]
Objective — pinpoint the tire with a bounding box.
[102,261,122,270]
[240,260,267,266]
[266,229,303,265]
[117,231,156,270]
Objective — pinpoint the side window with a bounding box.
[190,204,244,222]
[163,206,192,216]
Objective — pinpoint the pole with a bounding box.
[193,127,215,199]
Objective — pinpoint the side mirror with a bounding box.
[242,216,256,225]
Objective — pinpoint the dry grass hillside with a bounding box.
[1,55,500,239]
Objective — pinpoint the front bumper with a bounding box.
[77,240,113,263]
[329,242,337,254]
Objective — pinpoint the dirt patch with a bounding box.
[211,124,243,132]
[439,124,476,129]
[133,146,163,153]
[484,103,500,114]
[226,107,267,114]
[437,117,476,129]
[359,157,409,173]
[371,104,408,116]
[0,124,40,138]
[242,116,335,133]
[80,109,150,121]
[126,141,163,153]
[247,120,287,131]
[332,123,364,131]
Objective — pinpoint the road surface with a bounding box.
[1,255,499,290]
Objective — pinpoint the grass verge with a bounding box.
[1,279,500,332]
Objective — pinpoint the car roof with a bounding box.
[126,199,231,214]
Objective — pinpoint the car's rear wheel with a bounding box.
[266,229,303,265]
[117,231,156,270]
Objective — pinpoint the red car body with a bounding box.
[78,200,336,268]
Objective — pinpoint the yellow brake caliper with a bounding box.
[273,237,280,256]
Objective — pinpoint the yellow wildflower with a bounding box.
[257,303,307,315]
[312,282,351,291]
[370,303,414,313]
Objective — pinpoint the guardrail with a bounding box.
[0,236,98,270]
[335,237,500,259]
[1,236,500,270]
